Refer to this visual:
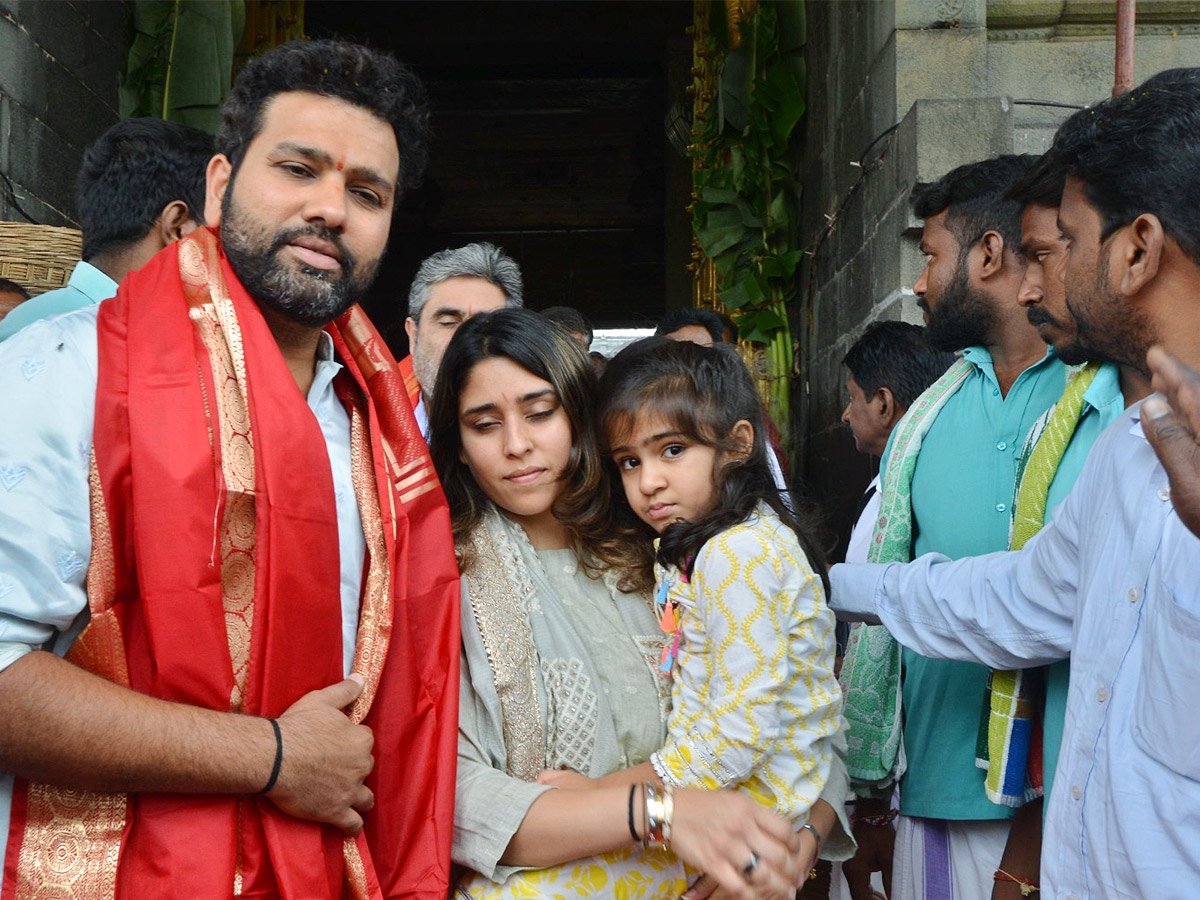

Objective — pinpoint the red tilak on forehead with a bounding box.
[336,160,344,171]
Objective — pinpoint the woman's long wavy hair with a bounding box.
[598,337,829,593]
[428,308,655,593]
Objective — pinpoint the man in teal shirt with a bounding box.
[847,156,1067,900]
[0,119,211,342]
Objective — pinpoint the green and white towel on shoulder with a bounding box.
[839,357,974,793]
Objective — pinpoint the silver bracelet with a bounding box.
[799,821,822,858]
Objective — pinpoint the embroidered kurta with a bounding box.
[453,510,688,896]
[650,505,844,827]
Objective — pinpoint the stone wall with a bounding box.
[796,0,1200,552]
[0,0,125,226]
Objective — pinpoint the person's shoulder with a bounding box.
[0,303,99,361]
[698,505,786,563]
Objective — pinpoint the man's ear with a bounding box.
[404,316,418,348]
[154,200,198,248]
[977,230,1008,280]
[872,386,898,427]
[729,419,755,460]
[1117,213,1165,298]
[876,387,906,430]
[204,154,232,226]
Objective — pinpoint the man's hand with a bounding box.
[840,800,894,900]
[1142,346,1200,539]
[267,675,376,834]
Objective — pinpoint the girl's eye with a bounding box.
[616,456,639,471]
[527,408,554,422]
[470,419,499,433]
[663,444,685,459]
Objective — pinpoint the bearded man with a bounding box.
[0,40,460,897]
[838,155,1067,900]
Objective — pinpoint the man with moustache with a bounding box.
[830,69,1200,897]
[981,183,1151,898]
[839,155,1066,900]
[0,41,460,896]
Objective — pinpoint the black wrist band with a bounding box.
[259,718,283,795]
[627,783,641,842]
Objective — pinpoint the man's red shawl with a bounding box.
[2,228,460,898]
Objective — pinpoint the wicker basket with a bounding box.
[0,221,83,297]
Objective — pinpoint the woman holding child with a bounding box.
[428,308,851,898]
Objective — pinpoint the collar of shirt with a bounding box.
[307,330,343,405]
[960,343,1059,393]
[1082,361,1124,419]
[67,261,119,304]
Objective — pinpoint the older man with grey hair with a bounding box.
[400,242,523,437]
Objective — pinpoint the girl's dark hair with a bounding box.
[598,337,829,592]
[428,308,654,593]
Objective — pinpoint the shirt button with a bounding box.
[1071,785,1082,800]
[1158,487,1171,502]
[1096,687,1109,703]
[996,503,1007,513]
[996,441,1007,451]
[992,388,1000,397]
[1128,587,1140,603]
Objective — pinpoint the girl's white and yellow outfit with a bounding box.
[452,507,851,899]
[652,504,849,831]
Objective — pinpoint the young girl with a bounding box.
[548,336,847,879]
[429,309,822,899]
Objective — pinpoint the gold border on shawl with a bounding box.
[345,396,392,723]
[342,837,370,900]
[187,239,258,712]
[15,457,128,899]
[463,516,544,781]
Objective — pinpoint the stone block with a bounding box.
[899,96,1015,184]
[895,28,988,116]
[4,99,84,219]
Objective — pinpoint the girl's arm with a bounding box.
[459,641,807,896]
[503,780,810,898]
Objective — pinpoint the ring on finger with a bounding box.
[741,850,760,879]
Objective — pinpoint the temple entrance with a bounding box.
[305,0,694,354]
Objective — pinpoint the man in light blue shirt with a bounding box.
[0,118,211,341]
[832,68,1200,898]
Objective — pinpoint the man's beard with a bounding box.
[1025,304,1090,365]
[220,191,381,327]
[1064,242,1155,375]
[925,257,993,351]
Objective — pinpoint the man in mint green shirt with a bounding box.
[847,156,1067,900]
[0,119,210,342]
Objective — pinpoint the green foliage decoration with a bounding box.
[120,0,246,133]
[691,0,805,443]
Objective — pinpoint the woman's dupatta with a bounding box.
[2,228,460,898]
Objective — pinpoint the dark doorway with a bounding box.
[305,0,693,356]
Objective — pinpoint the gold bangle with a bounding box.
[643,782,673,848]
